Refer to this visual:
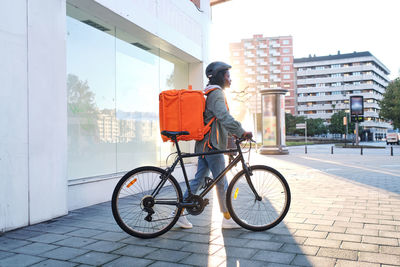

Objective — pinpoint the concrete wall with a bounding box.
[0,0,68,232]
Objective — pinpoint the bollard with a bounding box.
[391,146,393,156]
[361,147,363,155]
[331,146,333,154]
[305,146,307,154]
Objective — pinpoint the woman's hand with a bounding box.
[242,131,253,140]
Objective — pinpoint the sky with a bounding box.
[210,0,400,80]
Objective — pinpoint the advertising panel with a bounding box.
[350,96,364,122]
[262,94,277,145]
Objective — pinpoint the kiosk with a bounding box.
[259,88,289,155]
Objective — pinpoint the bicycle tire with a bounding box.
[111,166,182,238]
[226,165,291,231]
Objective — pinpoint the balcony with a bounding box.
[272,61,281,65]
[272,43,280,48]
[273,69,281,74]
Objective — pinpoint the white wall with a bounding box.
[0,0,29,232]
[27,0,68,225]
[0,0,68,232]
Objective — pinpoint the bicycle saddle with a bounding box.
[161,131,190,139]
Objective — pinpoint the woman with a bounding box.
[176,61,253,229]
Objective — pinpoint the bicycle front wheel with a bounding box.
[112,166,182,238]
[227,165,291,231]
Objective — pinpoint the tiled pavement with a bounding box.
[1,144,400,266]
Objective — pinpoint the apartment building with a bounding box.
[294,51,391,140]
[229,35,296,115]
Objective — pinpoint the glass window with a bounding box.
[283,57,290,62]
[67,7,189,180]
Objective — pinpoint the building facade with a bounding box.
[1,0,213,232]
[229,35,296,115]
[294,51,391,140]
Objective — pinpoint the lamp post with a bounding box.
[259,88,288,155]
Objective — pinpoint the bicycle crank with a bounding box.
[186,195,209,215]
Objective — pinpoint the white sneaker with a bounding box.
[175,215,193,229]
[222,217,241,229]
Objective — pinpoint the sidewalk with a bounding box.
[1,145,400,266]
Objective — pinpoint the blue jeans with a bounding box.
[183,152,228,213]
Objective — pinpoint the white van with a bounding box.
[387,130,400,145]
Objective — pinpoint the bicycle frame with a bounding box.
[152,137,261,208]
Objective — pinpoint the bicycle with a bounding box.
[111,130,291,239]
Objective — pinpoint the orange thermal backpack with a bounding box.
[159,88,215,142]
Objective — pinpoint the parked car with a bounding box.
[387,130,400,145]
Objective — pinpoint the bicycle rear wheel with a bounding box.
[227,165,291,231]
[112,166,182,238]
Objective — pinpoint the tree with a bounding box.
[329,110,357,135]
[306,118,327,136]
[285,113,306,135]
[379,78,400,129]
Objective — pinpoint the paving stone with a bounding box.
[0,251,14,260]
[334,221,364,228]
[210,236,249,248]
[239,232,273,241]
[66,229,104,238]
[327,232,361,242]
[40,247,89,261]
[0,254,44,267]
[304,218,334,226]
[291,255,336,267]
[179,253,225,267]
[28,233,67,244]
[379,230,400,239]
[224,258,268,267]
[340,241,379,252]
[362,235,398,246]
[30,259,78,267]
[82,240,126,253]
[380,245,400,255]
[304,238,341,248]
[4,229,42,240]
[71,251,119,266]
[214,246,256,259]
[280,244,319,255]
[144,249,190,262]
[147,261,191,267]
[285,222,315,230]
[364,224,396,231]
[335,259,380,267]
[103,256,153,267]
[359,252,400,265]
[294,230,328,238]
[252,250,295,264]
[14,242,59,255]
[270,235,306,245]
[180,243,223,255]
[54,237,97,248]
[317,247,358,260]
[113,244,157,258]
[313,225,346,233]
[0,237,31,250]
[244,240,283,251]
[345,228,379,236]
[91,232,127,242]
[179,233,215,243]
[146,238,191,250]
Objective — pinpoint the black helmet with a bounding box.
[205,61,231,78]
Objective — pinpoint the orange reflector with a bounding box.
[126,178,137,188]
[234,188,239,200]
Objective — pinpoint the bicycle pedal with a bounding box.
[204,198,209,206]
